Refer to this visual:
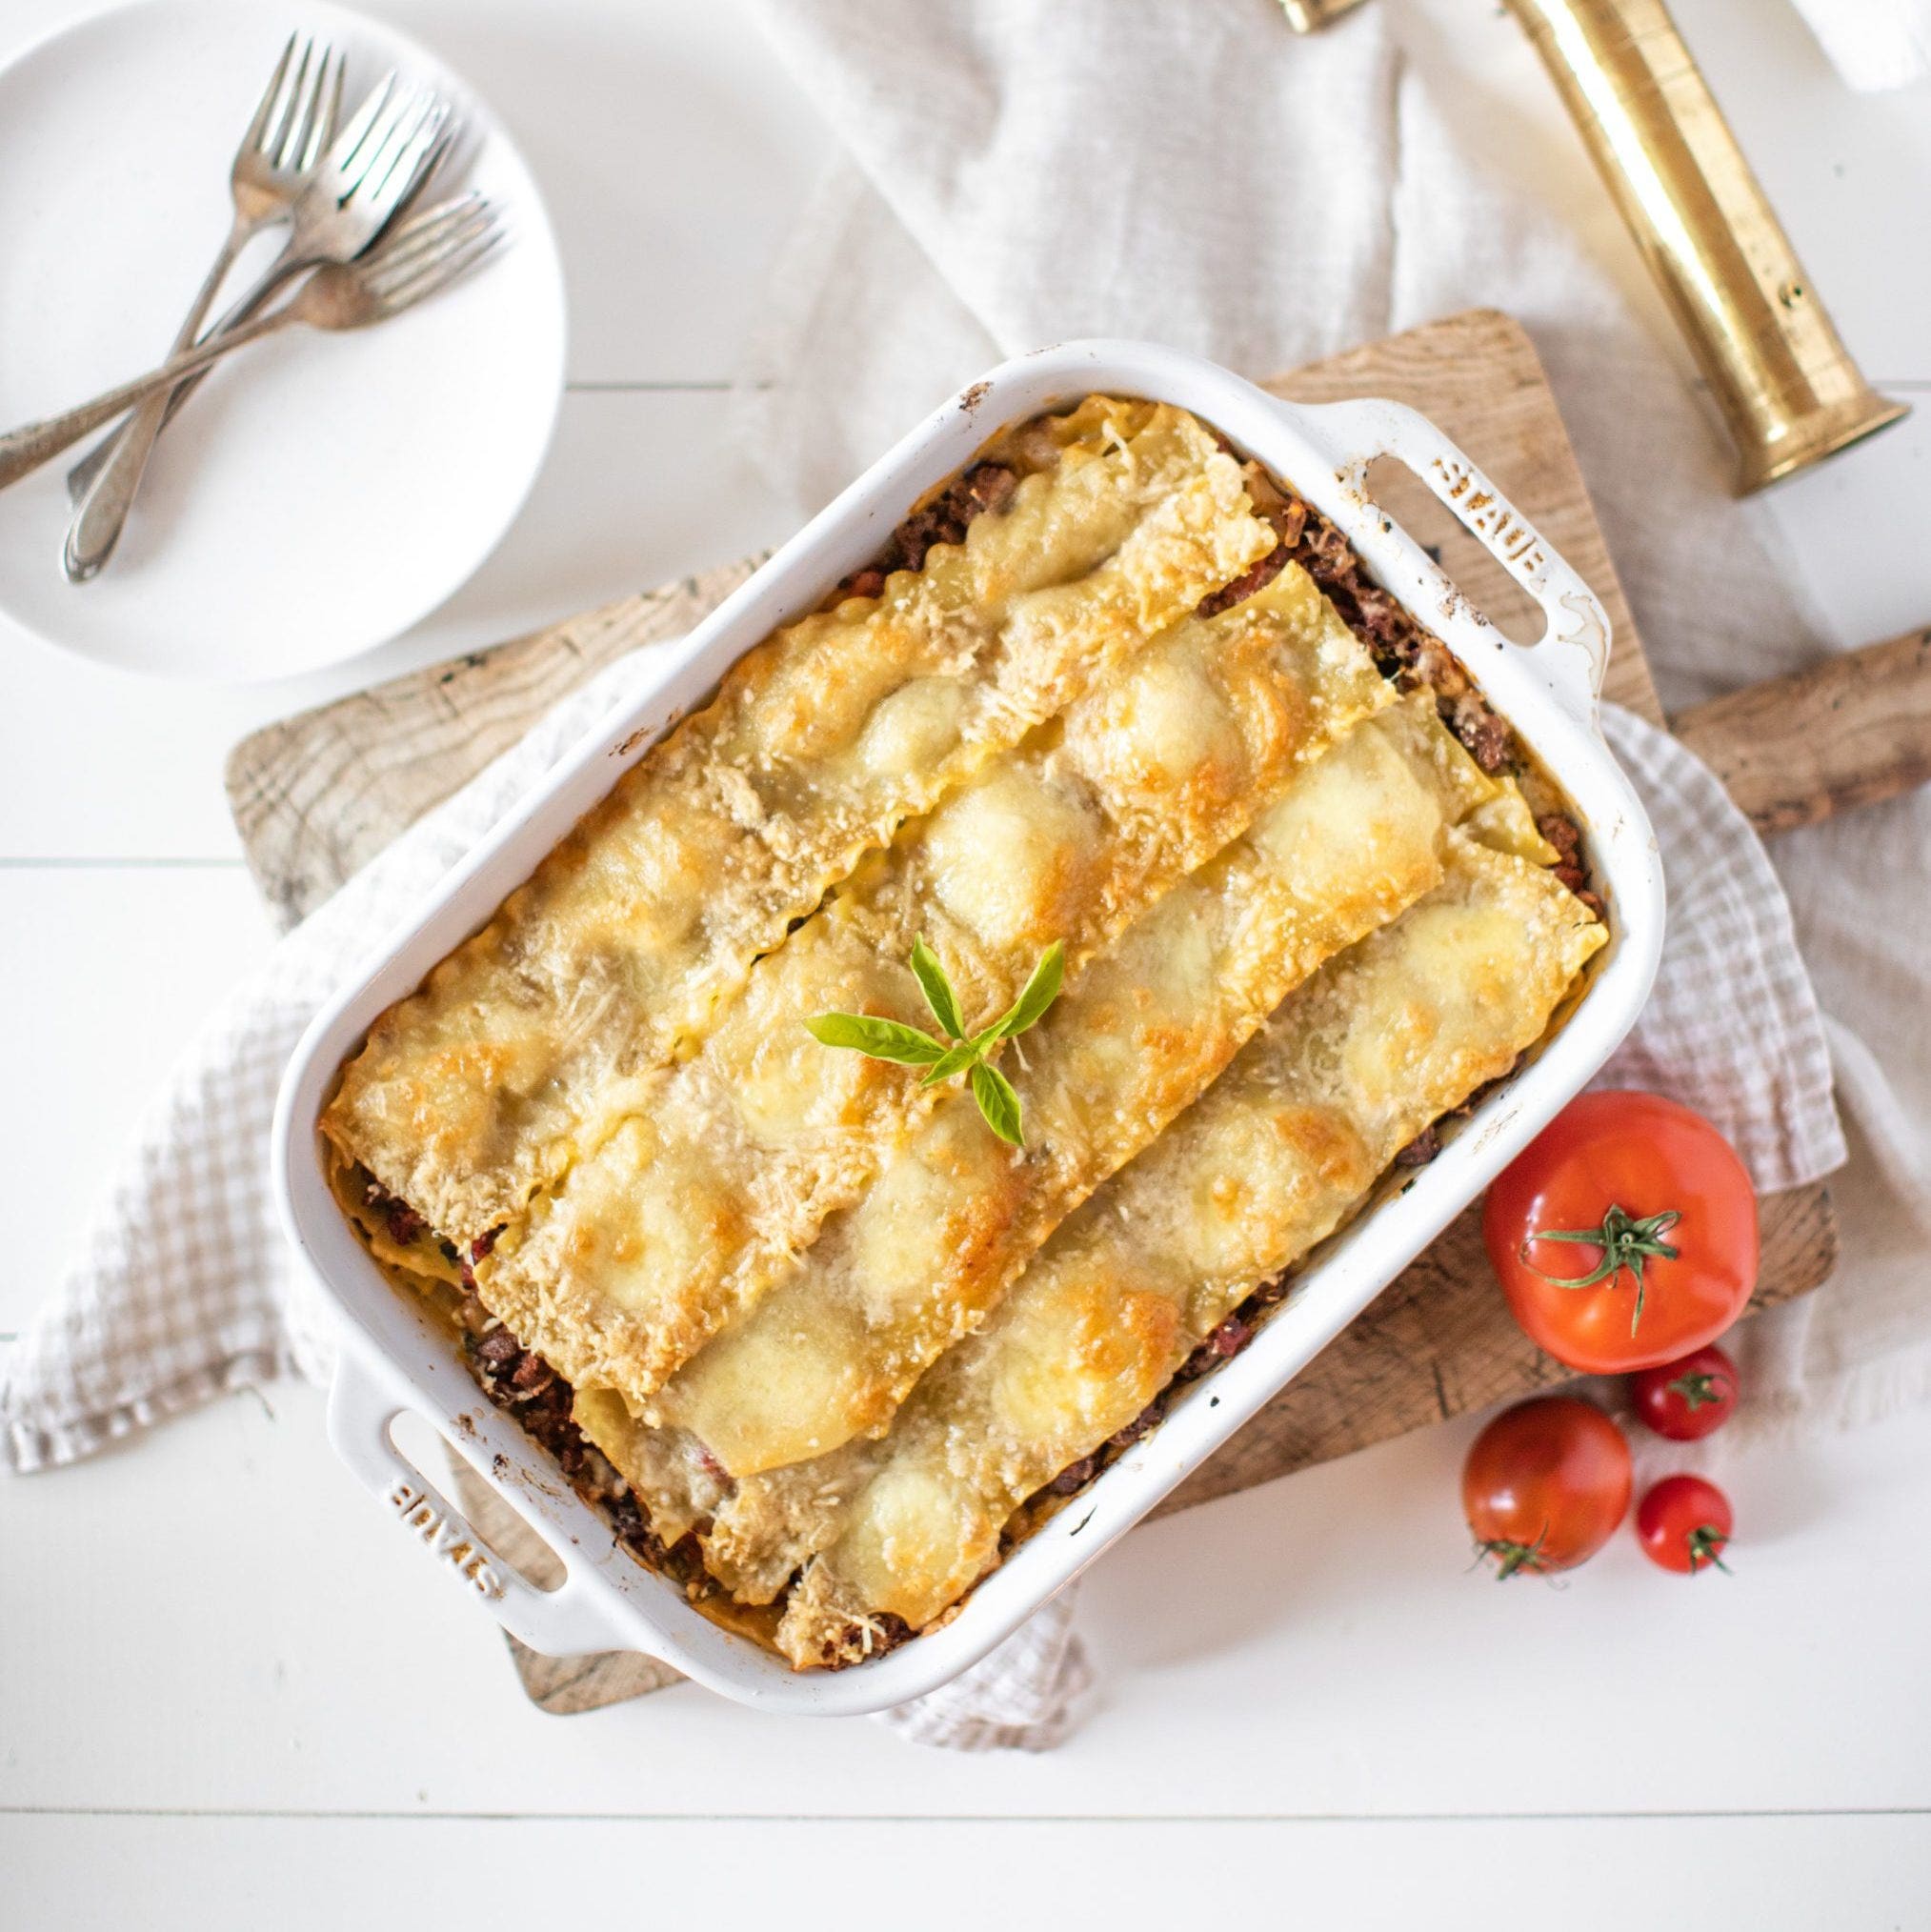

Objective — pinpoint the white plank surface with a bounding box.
[7,1812,1931,1930]
[6,1380,1931,1821]
[4,0,1929,1921]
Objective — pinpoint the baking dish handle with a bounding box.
[327,1356,635,1660]
[1292,395,1611,725]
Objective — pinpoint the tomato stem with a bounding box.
[1685,1524,1732,1575]
[1519,1203,1683,1336]
[1474,1531,1551,1580]
[1666,1368,1728,1412]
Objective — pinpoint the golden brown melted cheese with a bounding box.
[624,696,1494,1518]
[322,400,1272,1247]
[473,570,1391,1405]
[744,837,1604,1664]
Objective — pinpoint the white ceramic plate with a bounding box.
[0,0,566,680]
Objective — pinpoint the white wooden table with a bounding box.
[4,2,1929,1922]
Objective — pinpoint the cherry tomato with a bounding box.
[1637,1475,1734,1575]
[1462,1395,1633,1578]
[1631,1344,1740,1440]
[1483,1092,1759,1375]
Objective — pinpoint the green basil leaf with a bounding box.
[992,940,1064,1041]
[919,1038,984,1087]
[909,935,965,1040]
[971,1059,1024,1146]
[805,1013,945,1064]
[808,937,1059,1148]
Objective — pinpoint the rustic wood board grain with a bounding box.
[228,309,1838,1712]
[1671,622,1931,835]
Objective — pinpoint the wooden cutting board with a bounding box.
[231,309,1870,1715]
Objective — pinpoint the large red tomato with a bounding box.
[1483,1092,1758,1375]
[1461,1396,1633,1578]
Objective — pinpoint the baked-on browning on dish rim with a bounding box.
[324,388,1606,1661]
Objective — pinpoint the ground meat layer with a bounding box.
[451,1287,712,1594]
[837,463,1018,600]
[1228,469,1518,775]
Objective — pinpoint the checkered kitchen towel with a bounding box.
[1591,710,1844,1192]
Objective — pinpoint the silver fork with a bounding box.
[0,196,503,491]
[64,70,455,578]
[60,31,344,575]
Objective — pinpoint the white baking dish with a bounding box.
[272,340,1664,1718]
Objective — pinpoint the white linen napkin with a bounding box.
[1790,0,1931,89]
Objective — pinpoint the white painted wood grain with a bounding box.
[6,1379,1931,1820]
[6,1811,1930,1930]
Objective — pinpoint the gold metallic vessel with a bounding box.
[1502,0,1907,493]
[1278,0,1370,31]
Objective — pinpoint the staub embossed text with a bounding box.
[388,1479,506,1598]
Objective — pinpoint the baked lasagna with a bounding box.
[323,398,1607,1669]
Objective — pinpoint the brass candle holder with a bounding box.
[1282,0,1909,493]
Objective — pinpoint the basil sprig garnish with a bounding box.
[806,936,1063,1147]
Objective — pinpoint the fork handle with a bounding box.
[66,237,306,503]
[0,309,296,493]
[63,224,249,512]
[63,235,305,576]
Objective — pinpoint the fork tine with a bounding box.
[241,32,298,159]
[367,194,490,286]
[363,194,486,284]
[274,38,323,171]
[259,33,308,162]
[358,91,444,208]
[377,221,504,314]
[394,120,459,218]
[301,50,345,172]
[375,98,452,205]
[328,70,398,182]
[376,194,474,250]
[341,85,427,202]
[365,196,495,291]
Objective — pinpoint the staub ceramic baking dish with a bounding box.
[272,341,1665,1717]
